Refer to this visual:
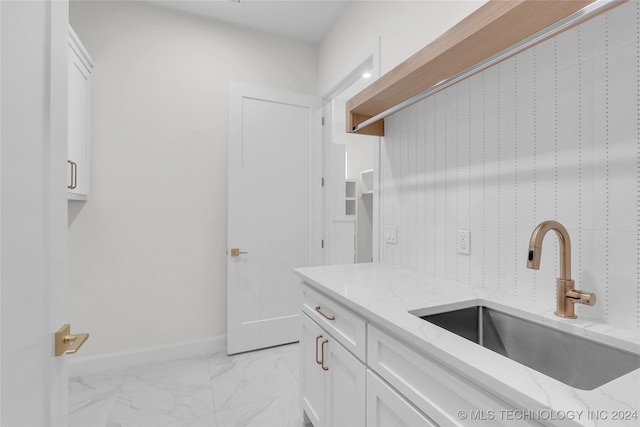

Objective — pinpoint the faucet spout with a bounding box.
[526,220,571,280]
[526,220,595,319]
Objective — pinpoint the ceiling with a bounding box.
[144,0,352,44]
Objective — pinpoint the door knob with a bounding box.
[230,248,248,257]
[55,324,89,356]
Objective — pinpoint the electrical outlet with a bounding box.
[385,225,398,244]
[457,230,470,255]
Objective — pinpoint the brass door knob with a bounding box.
[230,248,248,257]
[55,324,89,356]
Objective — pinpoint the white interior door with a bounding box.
[328,219,356,265]
[0,1,70,425]
[227,82,322,355]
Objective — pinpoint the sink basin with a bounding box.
[414,305,640,390]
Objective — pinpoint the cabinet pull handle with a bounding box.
[321,339,329,371]
[315,306,335,321]
[71,160,77,189]
[67,160,77,189]
[315,335,323,365]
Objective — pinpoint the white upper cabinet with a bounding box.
[67,26,93,200]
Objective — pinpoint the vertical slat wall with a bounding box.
[381,1,640,329]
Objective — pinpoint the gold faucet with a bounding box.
[526,220,596,319]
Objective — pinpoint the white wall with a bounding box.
[381,2,640,331]
[319,1,487,264]
[68,0,317,356]
[318,0,486,95]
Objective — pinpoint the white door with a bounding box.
[227,82,322,354]
[328,219,356,265]
[324,335,366,427]
[0,1,70,425]
[301,313,325,427]
[366,371,437,427]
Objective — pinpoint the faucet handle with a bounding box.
[566,289,596,306]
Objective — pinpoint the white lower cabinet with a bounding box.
[300,283,540,427]
[301,312,366,427]
[302,312,324,426]
[366,370,436,427]
[302,285,367,361]
[368,325,541,426]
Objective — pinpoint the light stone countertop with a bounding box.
[294,262,640,427]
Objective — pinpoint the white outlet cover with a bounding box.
[457,230,470,254]
[385,225,398,244]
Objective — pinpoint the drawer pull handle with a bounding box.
[315,306,335,321]
[315,334,323,365]
[321,339,329,371]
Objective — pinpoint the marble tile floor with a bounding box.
[69,343,306,427]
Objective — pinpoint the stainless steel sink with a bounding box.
[414,305,640,390]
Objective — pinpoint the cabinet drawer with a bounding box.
[302,284,367,362]
[366,370,436,427]
[368,326,540,427]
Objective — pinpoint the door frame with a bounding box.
[0,0,69,424]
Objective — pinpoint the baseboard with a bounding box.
[68,335,226,377]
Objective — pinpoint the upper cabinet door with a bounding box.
[67,26,93,200]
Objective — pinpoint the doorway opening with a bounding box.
[322,55,380,265]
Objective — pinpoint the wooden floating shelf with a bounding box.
[346,0,620,136]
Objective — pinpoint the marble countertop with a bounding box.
[294,263,640,427]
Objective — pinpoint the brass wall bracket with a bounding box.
[55,324,89,356]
